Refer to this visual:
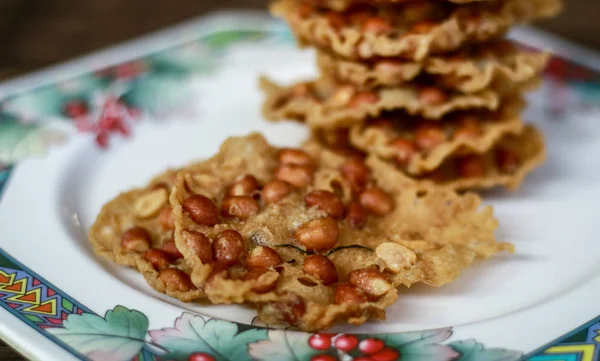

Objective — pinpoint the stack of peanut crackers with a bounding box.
[89,0,564,332]
[262,0,563,191]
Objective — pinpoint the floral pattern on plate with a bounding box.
[49,306,521,361]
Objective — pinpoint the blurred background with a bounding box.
[0,0,597,81]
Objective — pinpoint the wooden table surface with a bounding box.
[0,0,595,359]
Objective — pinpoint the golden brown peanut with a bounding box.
[294,217,339,252]
[213,230,244,266]
[275,164,313,188]
[206,262,230,283]
[362,16,393,34]
[221,196,260,219]
[241,268,279,293]
[330,86,355,107]
[144,249,170,271]
[409,20,437,34]
[121,227,151,253]
[359,188,394,216]
[158,268,195,292]
[453,116,481,140]
[134,188,168,218]
[161,240,183,261]
[345,202,369,229]
[348,268,393,297]
[303,254,338,285]
[415,124,446,151]
[340,157,370,193]
[349,91,379,108]
[261,180,293,204]
[270,293,306,324]
[246,246,283,269]
[279,149,314,167]
[376,242,417,273]
[182,195,220,226]
[304,190,345,218]
[334,282,368,304]
[228,175,260,197]
[182,229,213,264]
[158,206,175,231]
[496,148,519,174]
[390,138,417,166]
[456,155,486,178]
[418,86,448,105]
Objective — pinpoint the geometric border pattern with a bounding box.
[0,250,91,360]
[1,234,599,361]
[525,316,600,361]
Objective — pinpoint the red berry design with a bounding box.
[311,355,337,361]
[353,357,373,361]
[95,133,109,148]
[114,61,147,79]
[309,334,333,350]
[64,100,89,118]
[358,338,385,355]
[370,348,400,361]
[335,334,359,351]
[188,352,216,361]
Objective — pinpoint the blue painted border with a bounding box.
[0,249,92,361]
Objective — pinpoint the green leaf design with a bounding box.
[374,328,459,361]
[203,30,265,49]
[47,306,150,361]
[150,42,217,74]
[2,76,108,119]
[248,330,321,361]
[122,74,192,116]
[450,340,522,361]
[149,312,268,361]
[0,118,67,164]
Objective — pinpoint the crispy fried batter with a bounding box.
[88,170,206,302]
[365,125,546,191]
[167,134,509,331]
[272,0,562,61]
[346,98,525,175]
[302,0,493,12]
[261,76,522,128]
[317,41,550,92]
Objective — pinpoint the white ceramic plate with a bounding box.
[0,11,599,361]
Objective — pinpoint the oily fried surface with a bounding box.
[302,0,493,12]
[366,124,546,191]
[424,124,546,191]
[316,41,550,92]
[168,133,510,331]
[88,170,205,302]
[261,76,509,128]
[346,98,525,175]
[272,0,562,61]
